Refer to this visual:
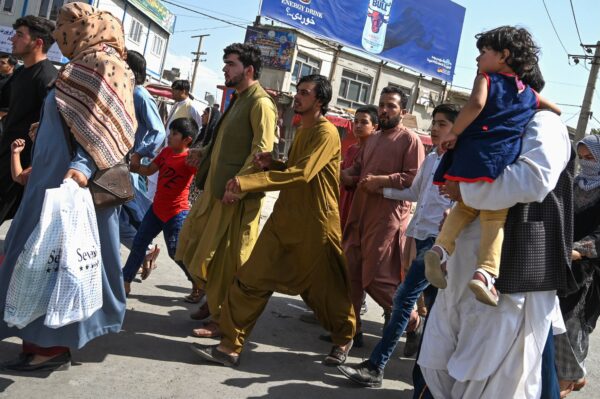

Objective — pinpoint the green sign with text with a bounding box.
[128,0,176,33]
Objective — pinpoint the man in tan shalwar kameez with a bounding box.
[190,74,356,367]
[175,43,276,337]
[341,87,425,340]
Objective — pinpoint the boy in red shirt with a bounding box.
[123,118,198,295]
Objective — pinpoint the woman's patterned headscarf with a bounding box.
[53,2,137,170]
[576,134,600,191]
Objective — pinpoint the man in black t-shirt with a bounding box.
[0,15,57,225]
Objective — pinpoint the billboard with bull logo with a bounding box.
[259,0,465,82]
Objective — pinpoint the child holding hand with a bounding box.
[11,139,32,186]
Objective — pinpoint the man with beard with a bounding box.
[190,74,356,367]
[341,86,425,345]
[175,43,277,338]
[0,16,57,224]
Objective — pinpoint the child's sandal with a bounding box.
[425,245,449,289]
[468,268,499,306]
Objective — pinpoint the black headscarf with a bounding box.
[195,107,221,147]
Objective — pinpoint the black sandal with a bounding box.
[323,339,353,366]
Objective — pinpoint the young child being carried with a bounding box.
[122,117,198,296]
[424,26,560,306]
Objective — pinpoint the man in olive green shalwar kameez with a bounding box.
[175,44,276,337]
[191,74,356,368]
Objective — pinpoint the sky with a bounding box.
[161,0,600,132]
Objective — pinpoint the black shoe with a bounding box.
[2,352,71,372]
[353,331,364,348]
[360,300,368,315]
[190,343,239,367]
[1,353,33,369]
[319,332,363,348]
[338,360,383,387]
[403,315,424,358]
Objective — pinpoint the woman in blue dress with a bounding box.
[0,2,137,371]
[424,26,561,307]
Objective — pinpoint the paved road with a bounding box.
[0,192,598,398]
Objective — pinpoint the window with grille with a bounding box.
[129,19,143,44]
[151,35,164,55]
[337,69,372,109]
[1,0,14,13]
[291,53,321,85]
[38,0,64,20]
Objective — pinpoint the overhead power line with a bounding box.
[175,25,237,33]
[547,80,586,88]
[563,111,580,124]
[162,0,249,30]
[541,0,570,56]
[174,1,253,24]
[175,13,253,24]
[556,103,582,107]
[569,0,585,48]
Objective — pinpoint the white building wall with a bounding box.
[378,70,416,97]
[95,0,124,22]
[0,0,25,27]
[331,52,378,109]
[145,24,167,80]
[296,35,334,83]
[26,0,84,20]
[95,0,170,82]
[121,4,147,54]
[0,0,170,76]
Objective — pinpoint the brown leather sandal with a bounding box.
[323,339,353,366]
[184,288,204,304]
[192,321,222,338]
[141,244,160,280]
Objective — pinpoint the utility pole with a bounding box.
[570,42,600,142]
[190,34,209,95]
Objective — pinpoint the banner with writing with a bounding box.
[244,27,297,71]
[260,0,465,81]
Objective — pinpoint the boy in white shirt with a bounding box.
[337,103,458,387]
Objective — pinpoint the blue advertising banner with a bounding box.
[259,0,465,82]
[244,27,297,71]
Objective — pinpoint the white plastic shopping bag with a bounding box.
[4,187,64,329]
[45,179,103,328]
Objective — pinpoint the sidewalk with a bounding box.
[0,193,417,399]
